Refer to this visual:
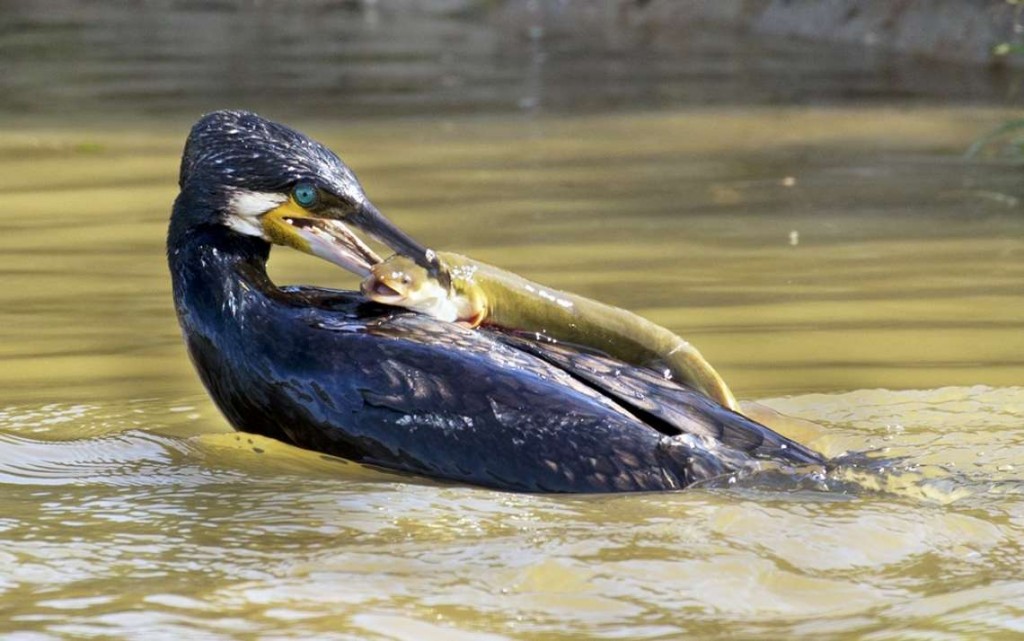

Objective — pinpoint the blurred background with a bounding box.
[4,0,1024,122]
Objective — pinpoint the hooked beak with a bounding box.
[260,200,381,277]
[348,201,451,290]
[254,194,448,288]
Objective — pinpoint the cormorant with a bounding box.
[168,110,825,493]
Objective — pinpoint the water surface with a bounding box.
[1,106,1023,639]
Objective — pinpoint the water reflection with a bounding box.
[3,385,1022,638]
[1,1,1018,123]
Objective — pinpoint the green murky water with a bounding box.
[1,107,1023,639]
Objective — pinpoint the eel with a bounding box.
[361,252,742,413]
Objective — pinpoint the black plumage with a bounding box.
[168,110,826,493]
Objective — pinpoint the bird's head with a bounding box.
[177,110,442,280]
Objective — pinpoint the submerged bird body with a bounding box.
[168,110,826,493]
[363,252,741,412]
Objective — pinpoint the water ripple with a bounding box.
[0,388,1021,639]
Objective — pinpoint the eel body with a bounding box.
[363,252,741,412]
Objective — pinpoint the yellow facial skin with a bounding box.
[260,199,315,251]
[258,197,380,277]
[226,179,436,282]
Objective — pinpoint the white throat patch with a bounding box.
[225,189,288,238]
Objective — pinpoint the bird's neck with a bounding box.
[167,216,275,328]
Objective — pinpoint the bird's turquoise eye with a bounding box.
[292,183,319,208]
